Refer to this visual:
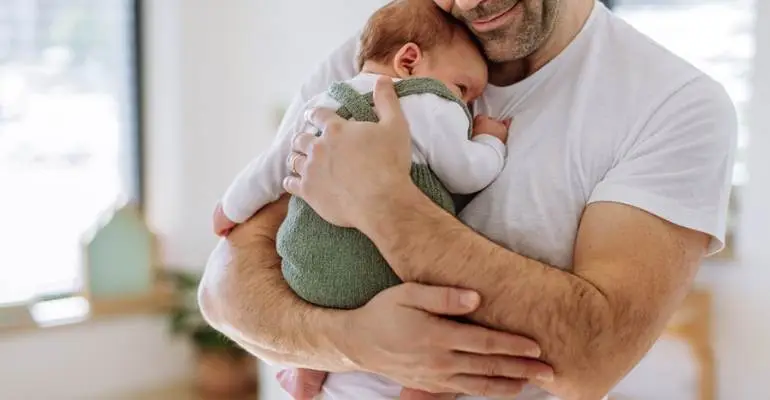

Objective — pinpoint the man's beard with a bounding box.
[452,0,562,63]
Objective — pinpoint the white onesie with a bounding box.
[220,72,507,225]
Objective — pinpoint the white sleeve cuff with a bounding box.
[472,134,507,168]
[588,183,727,255]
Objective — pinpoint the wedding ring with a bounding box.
[288,153,302,175]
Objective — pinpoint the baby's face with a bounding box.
[416,35,488,104]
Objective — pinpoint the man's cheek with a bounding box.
[433,0,453,11]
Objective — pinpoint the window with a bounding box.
[0,0,141,306]
[616,0,755,256]
[615,0,754,185]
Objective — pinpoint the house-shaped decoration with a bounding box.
[81,203,168,316]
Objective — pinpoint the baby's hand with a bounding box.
[213,202,237,237]
[472,115,511,144]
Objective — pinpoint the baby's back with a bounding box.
[278,72,462,310]
[302,72,463,164]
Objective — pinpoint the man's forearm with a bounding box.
[199,197,351,372]
[360,187,644,399]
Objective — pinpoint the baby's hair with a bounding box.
[357,0,479,70]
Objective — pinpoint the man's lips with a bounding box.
[471,1,520,32]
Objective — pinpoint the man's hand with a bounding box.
[338,283,553,396]
[283,76,413,228]
[273,283,551,398]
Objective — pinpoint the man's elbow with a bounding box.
[558,306,657,399]
[198,277,225,331]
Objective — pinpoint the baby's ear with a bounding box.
[393,42,423,78]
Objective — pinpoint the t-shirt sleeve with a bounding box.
[281,33,360,142]
[588,76,738,255]
[220,34,359,222]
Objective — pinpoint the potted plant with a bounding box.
[165,270,258,399]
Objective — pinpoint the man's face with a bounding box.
[434,0,561,62]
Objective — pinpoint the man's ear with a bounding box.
[393,43,423,78]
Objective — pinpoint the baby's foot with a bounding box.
[213,202,236,236]
[400,387,457,400]
[277,368,328,400]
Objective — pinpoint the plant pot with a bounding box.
[195,348,258,399]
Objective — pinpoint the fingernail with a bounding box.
[536,371,554,382]
[460,291,480,309]
[525,347,542,358]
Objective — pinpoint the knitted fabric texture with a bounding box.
[277,77,469,309]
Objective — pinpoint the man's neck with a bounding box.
[488,0,595,86]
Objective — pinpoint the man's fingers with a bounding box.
[503,118,512,130]
[445,324,541,357]
[444,375,526,398]
[454,353,554,382]
[283,175,301,196]
[291,132,317,155]
[305,107,344,132]
[399,388,457,400]
[286,152,307,176]
[394,283,480,315]
[373,76,407,127]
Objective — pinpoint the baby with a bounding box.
[213,0,509,398]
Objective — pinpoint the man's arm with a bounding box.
[199,196,351,371]
[286,76,736,399]
[200,194,553,396]
[361,188,707,399]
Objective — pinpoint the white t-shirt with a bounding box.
[220,73,506,223]
[272,2,737,399]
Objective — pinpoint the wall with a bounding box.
[708,0,770,397]
[0,316,192,400]
[145,0,388,270]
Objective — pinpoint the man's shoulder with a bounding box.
[584,12,732,124]
[598,13,709,95]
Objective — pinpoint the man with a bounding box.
[199,0,737,399]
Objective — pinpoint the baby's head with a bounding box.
[359,0,488,104]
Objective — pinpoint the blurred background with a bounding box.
[0,0,767,399]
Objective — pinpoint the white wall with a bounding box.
[708,0,770,397]
[145,0,387,270]
[0,316,192,400]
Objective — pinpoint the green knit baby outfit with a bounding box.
[277,77,472,310]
